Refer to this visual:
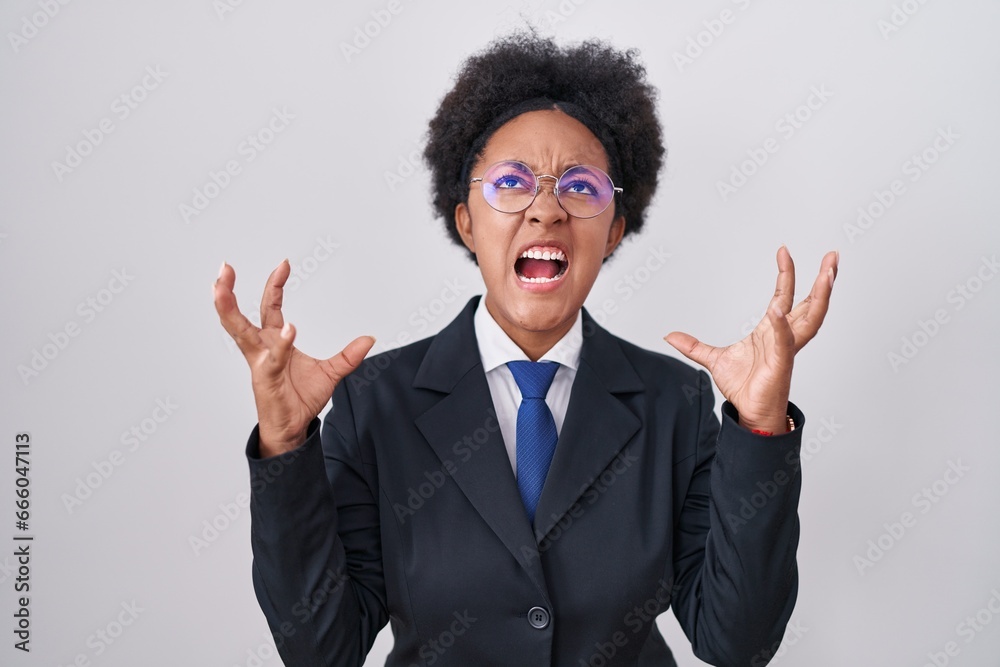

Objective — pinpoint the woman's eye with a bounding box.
[495,175,529,189]
[564,180,598,195]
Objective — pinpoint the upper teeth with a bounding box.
[520,248,566,261]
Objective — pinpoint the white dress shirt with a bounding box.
[473,295,582,478]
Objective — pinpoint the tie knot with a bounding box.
[506,361,559,399]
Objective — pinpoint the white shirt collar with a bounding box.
[473,294,582,373]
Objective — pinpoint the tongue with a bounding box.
[518,258,560,280]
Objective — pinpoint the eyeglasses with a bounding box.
[469,160,623,219]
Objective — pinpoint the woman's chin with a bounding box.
[507,302,577,336]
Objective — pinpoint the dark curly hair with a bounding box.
[423,29,665,262]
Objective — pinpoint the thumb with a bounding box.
[664,331,716,370]
[325,335,377,383]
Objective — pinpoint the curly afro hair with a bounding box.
[423,29,665,262]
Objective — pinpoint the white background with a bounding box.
[2,0,999,665]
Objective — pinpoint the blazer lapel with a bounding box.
[532,310,644,542]
[412,296,550,599]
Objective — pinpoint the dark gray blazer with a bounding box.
[246,295,804,667]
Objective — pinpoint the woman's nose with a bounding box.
[525,175,567,224]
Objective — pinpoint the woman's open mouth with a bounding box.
[514,246,568,284]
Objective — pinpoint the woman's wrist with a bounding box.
[258,427,308,458]
[738,413,794,436]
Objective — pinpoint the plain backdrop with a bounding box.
[2,1,999,665]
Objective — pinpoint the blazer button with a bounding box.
[527,606,550,630]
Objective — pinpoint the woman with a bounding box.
[214,31,838,667]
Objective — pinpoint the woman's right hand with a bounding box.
[213,259,375,458]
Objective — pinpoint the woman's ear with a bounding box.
[604,215,626,258]
[455,202,476,254]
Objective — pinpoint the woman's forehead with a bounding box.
[477,109,610,171]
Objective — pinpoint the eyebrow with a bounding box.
[507,157,601,173]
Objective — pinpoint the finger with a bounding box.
[260,320,297,378]
[322,335,377,384]
[213,262,261,355]
[765,301,795,363]
[768,245,796,317]
[787,249,838,322]
[789,250,838,347]
[260,259,290,330]
[664,331,718,371]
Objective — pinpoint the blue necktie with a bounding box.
[507,360,560,525]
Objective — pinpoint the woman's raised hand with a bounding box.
[665,247,838,434]
[213,260,375,457]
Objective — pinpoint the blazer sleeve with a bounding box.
[245,381,388,666]
[670,369,804,666]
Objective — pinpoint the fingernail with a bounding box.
[281,322,292,339]
[218,261,226,280]
[828,267,836,285]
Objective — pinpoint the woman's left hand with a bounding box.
[665,247,839,434]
